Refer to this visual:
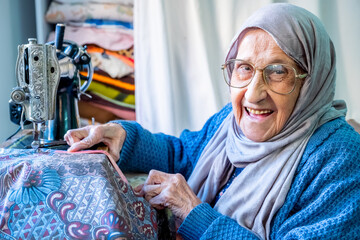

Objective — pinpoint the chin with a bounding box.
[244,133,269,142]
[240,126,273,142]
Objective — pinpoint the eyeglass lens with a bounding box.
[224,60,296,94]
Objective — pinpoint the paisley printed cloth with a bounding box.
[0,148,157,240]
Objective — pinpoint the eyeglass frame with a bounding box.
[221,59,308,95]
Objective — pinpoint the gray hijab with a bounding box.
[187,3,346,239]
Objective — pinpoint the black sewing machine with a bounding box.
[9,24,93,149]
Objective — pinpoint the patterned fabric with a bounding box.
[70,19,134,30]
[78,101,136,123]
[89,52,134,79]
[86,45,134,67]
[0,148,157,240]
[56,0,133,5]
[47,26,134,52]
[45,1,133,23]
[83,74,135,96]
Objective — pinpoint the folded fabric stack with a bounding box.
[45,0,136,123]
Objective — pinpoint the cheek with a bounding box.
[230,88,246,123]
[274,89,300,127]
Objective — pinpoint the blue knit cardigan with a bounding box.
[115,103,360,239]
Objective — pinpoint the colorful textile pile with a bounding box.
[0,148,157,239]
[46,0,136,123]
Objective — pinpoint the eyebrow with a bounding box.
[234,58,297,68]
[266,58,295,66]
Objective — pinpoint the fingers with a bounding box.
[144,169,169,185]
[67,135,95,152]
[64,123,125,162]
[134,184,144,193]
[140,171,165,201]
[64,127,89,146]
[65,126,101,152]
[148,192,166,210]
[142,184,163,201]
[140,170,202,220]
[141,170,168,203]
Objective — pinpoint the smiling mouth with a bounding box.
[245,107,273,116]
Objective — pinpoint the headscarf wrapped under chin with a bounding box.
[187,3,346,240]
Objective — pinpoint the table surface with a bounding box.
[0,129,69,150]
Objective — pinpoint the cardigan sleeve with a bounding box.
[112,103,232,179]
[178,203,259,239]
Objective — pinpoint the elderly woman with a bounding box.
[65,3,360,240]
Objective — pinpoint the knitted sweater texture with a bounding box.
[115,103,360,239]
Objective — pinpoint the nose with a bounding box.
[244,71,267,103]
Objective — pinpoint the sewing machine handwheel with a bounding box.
[47,39,93,93]
[78,58,93,93]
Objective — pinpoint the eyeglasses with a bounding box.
[221,59,308,95]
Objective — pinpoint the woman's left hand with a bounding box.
[136,170,202,221]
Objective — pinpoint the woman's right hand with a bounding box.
[64,123,126,161]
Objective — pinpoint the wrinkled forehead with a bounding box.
[231,28,302,71]
[228,27,303,69]
[224,3,327,73]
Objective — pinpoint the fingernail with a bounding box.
[67,145,77,152]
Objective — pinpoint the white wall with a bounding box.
[0,0,37,141]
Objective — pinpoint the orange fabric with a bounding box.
[81,71,135,91]
[86,45,134,67]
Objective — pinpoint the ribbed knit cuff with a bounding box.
[178,203,221,240]
[109,120,137,166]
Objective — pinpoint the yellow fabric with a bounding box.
[81,71,135,91]
[89,91,135,109]
[82,80,135,105]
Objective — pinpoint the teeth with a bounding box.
[246,107,272,115]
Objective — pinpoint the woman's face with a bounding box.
[231,29,302,142]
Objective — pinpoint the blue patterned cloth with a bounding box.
[0,149,157,240]
[115,103,360,239]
